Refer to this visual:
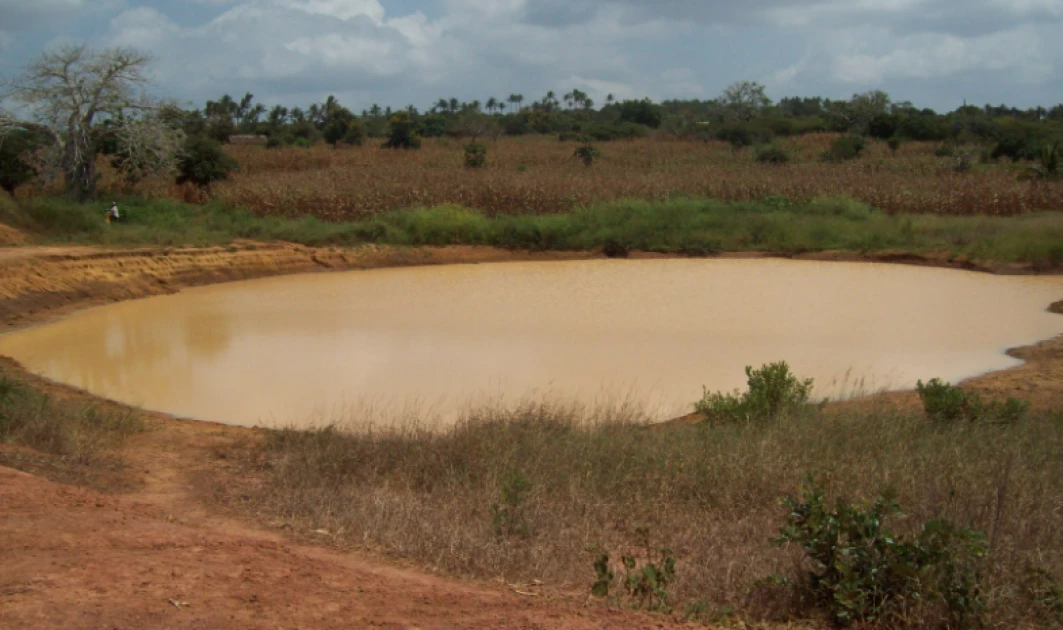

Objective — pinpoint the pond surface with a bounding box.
[2,259,1062,428]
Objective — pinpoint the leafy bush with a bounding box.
[1021,565,1063,625]
[586,122,648,142]
[716,122,774,150]
[0,128,40,194]
[615,98,664,128]
[175,135,239,193]
[695,362,813,424]
[1018,141,1062,182]
[463,142,487,168]
[490,470,533,537]
[992,134,1041,162]
[601,237,629,258]
[772,480,986,627]
[591,527,676,612]
[868,113,900,140]
[557,131,589,143]
[574,144,601,166]
[935,142,957,157]
[821,135,866,162]
[887,136,903,153]
[756,145,792,165]
[916,379,1030,424]
[383,111,421,149]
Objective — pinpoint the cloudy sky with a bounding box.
[1,0,1060,113]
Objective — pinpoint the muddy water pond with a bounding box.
[2,259,1062,428]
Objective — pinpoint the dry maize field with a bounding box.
[108,134,1063,219]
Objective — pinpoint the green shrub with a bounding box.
[695,362,813,424]
[490,470,533,537]
[601,237,629,258]
[1021,565,1063,625]
[935,142,957,157]
[0,128,40,194]
[887,136,902,153]
[822,135,866,162]
[557,131,589,142]
[772,480,986,627]
[590,527,676,612]
[755,145,792,165]
[175,135,240,193]
[18,199,105,236]
[716,122,774,149]
[574,144,601,166]
[463,142,487,168]
[916,379,1030,424]
[390,205,491,245]
[383,111,421,149]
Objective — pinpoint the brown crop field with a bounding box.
[89,134,1063,219]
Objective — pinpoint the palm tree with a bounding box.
[571,89,588,110]
[515,94,524,111]
[448,98,460,114]
[433,98,449,114]
[486,97,498,114]
[606,94,615,106]
[508,94,521,113]
[563,91,575,110]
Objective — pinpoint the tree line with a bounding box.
[2,46,1062,201]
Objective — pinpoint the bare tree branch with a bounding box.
[2,45,176,200]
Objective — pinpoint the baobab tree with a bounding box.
[0,45,183,201]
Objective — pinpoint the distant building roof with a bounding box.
[228,135,268,145]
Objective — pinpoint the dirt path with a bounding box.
[2,406,698,630]
[1,241,1061,629]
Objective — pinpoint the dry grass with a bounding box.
[83,135,1063,219]
[218,397,1063,627]
[0,370,145,464]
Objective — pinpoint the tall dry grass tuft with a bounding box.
[223,396,1063,626]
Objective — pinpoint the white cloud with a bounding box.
[3,0,1060,112]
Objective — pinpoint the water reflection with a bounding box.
[1,259,1060,428]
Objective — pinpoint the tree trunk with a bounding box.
[62,141,97,202]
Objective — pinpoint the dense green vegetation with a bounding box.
[4,194,1063,267]
[175,84,1063,155]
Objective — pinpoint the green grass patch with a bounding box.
[7,195,1063,267]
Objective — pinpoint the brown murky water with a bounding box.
[2,259,1061,428]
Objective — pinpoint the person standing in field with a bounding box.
[106,202,120,224]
